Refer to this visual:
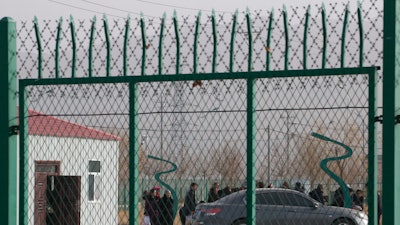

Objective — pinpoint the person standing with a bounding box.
[159,190,174,225]
[180,182,198,225]
[148,187,161,225]
[207,182,220,203]
[309,184,325,204]
[142,190,151,225]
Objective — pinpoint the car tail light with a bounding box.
[201,208,221,216]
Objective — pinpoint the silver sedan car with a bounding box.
[192,188,368,225]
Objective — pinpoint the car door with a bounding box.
[255,191,285,225]
[281,192,327,225]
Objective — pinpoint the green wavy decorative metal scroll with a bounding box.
[310,132,353,208]
[148,155,179,218]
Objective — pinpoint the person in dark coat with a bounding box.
[180,182,198,225]
[352,189,365,210]
[147,188,161,225]
[159,190,174,225]
[309,184,325,204]
[207,182,220,203]
[331,186,353,207]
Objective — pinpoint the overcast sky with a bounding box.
[2,0,358,20]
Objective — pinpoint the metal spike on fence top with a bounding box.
[266,8,274,71]
[321,2,327,69]
[211,9,217,73]
[89,16,96,77]
[140,12,147,76]
[158,12,166,75]
[123,14,131,76]
[246,7,253,72]
[103,14,111,77]
[357,0,364,67]
[193,10,201,74]
[55,17,63,78]
[33,16,42,79]
[229,9,238,73]
[69,15,77,78]
[282,4,289,70]
[173,10,181,75]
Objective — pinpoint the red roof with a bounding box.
[26,109,121,141]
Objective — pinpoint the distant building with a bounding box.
[23,109,120,225]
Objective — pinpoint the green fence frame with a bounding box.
[2,1,399,223]
[18,66,378,225]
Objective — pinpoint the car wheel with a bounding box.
[332,218,355,225]
[232,219,246,225]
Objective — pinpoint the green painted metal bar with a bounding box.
[266,9,274,71]
[311,132,353,208]
[382,0,399,224]
[341,4,349,68]
[193,11,201,74]
[282,5,289,70]
[211,9,217,73]
[89,16,96,78]
[229,10,238,73]
[103,15,111,77]
[140,13,147,76]
[20,67,379,86]
[357,1,364,67]
[18,86,28,225]
[129,81,140,225]
[246,77,256,225]
[303,5,310,70]
[33,16,42,79]
[321,3,327,69]
[0,17,17,225]
[55,17,63,78]
[246,8,253,72]
[173,10,181,74]
[158,13,166,75]
[368,68,378,225]
[69,15,77,78]
[123,15,130,76]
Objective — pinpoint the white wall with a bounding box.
[26,135,119,225]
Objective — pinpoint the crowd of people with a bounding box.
[142,186,174,225]
[142,181,382,225]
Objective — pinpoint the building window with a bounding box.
[88,160,101,201]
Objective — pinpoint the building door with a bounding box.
[34,161,60,225]
[47,176,81,225]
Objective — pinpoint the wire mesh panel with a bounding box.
[13,1,383,225]
[20,83,129,225]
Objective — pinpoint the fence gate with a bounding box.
[2,2,384,225]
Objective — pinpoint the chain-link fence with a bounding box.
[14,1,383,225]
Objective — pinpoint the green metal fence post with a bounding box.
[383,0,400,225]
[193,11,201,74]
[357,1,364,67]
[129,81,140,225]
[173,11,181,74]
[368,68,378,225]
[303,5,310,70]
[0,17,17,225]
[246,76,256,225]
[246,8,253,72]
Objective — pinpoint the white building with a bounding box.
[24,109,120,225]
